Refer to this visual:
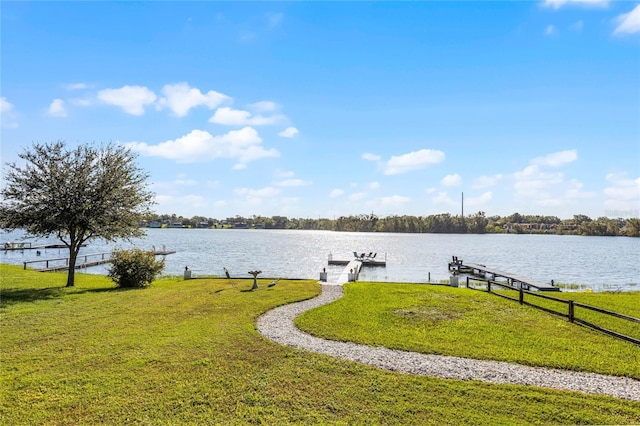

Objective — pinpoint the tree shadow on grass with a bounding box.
[0,285,126,309]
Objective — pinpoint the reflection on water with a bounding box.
[2,229,638,292]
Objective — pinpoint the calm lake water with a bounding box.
[2,229,639,292]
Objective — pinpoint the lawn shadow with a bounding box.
[0,285,123,309]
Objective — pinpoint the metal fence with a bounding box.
[465,276,640,346]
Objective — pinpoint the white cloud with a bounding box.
[614,5,640,35]
[330,189,345,198]
[151,177,198,192]
[175,178,198,186]
[235,186,280,205]
[249,101,278,112]
[545,25,556,36]
[362,153,381,161]
[1,97,18,128]
[278,127,299,138]
[379,195,410,208]
[276,179,310,187]
[513,164,564,198]
[383,149,445,175]
[604,173,640,201]
[432,191,455,206]
[369,181,380,190]
[441,174,462,187]
[512,154,596,210]
[349,192,367,201]
[209,107,284,126]
[0,97,13,113]
[275,169,295,178]
[543,0,608,10]
[98,85,157,115]
[154,194,207,216]
[472,174,503,189]
[70,98,92,107]
[127,126,279,165]
[531,149,577,167]
[235,186,280,198]
[564,179,596,199]
[65,83,89,91]
[47,99,67,117]
[157,82,230,117]
[465,191,493,207]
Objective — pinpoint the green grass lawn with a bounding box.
[296,282,640,378]
[2,264,639,425]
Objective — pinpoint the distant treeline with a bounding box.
[144,212,640,237]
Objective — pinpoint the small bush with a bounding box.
[108,248,165,288]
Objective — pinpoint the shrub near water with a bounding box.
[107,248,164,288]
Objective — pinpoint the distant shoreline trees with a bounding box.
[141,212,640,237]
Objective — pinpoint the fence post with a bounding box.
[568,300,575,322]
[487,280,491,293]
[466,276,470,288]
[519,287,524,305]
[23,262,27,270]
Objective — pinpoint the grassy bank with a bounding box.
[1,264,639,425]
[296,282,640,378]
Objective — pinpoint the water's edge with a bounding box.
[2,229,638,292]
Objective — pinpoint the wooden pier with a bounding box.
[3,242,83,251]
[448,257,559,292]
[25,249,176,272]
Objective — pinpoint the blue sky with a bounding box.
[2,1,639,220]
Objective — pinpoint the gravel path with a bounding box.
[257,284,640,401]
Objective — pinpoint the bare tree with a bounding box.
[0,141,155,287]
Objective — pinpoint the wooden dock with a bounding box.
[448,257,559,292]
[3,242,81,251]
[26,249,176,272]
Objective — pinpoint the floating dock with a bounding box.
[323,252,386,284]
[328,252,386,267]
[448,257,559,292]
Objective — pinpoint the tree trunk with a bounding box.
[66,249,77,287]
[66,237,79,287]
